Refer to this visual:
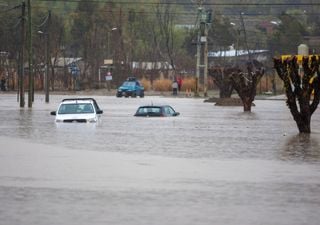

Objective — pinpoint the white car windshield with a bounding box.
[58,103,94,114]
[123,81,136,87]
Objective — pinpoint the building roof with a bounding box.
[52,57,82,67]
[132,61,173,70]
[208,49,268,58]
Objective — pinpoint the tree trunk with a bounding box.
[209,67,235,98]
[295,112,311,133]
[219,84,233,98]
[297,119,311,133]
[242,97,252,112]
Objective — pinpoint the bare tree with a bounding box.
[229,60,265,112]
[208,66,236,98]
[155,1,176,71]
[274,56,320,133]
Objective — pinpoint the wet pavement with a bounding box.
[0,93,320,225]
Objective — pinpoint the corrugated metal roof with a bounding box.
[208,49,268,57]
[52,57,82,67]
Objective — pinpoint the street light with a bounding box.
[99,27,117,89]
[270,21,281,26]
[107,27,117,59]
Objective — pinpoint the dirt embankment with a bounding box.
[204,97,256,106]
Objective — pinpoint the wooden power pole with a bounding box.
[45,10,51,103]
[19,1,26,108]
[27,0,33,107]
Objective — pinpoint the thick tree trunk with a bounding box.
[219,84,233,98]
[242,97,252,112]
[297,119,311,133]
[295,110,311,133]
[209,67,236,99]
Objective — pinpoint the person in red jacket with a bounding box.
[177,76,183,92]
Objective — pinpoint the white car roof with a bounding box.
[61,100,93,104]
[60,98,96,104]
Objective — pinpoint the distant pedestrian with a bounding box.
[172,80,178,96]
[177,76,183,92]
[0,76,6,91]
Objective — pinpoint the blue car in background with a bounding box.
[116,77,144,98]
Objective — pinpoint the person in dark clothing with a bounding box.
[0,76,6,91]
[177,76,183,92]
[172,80,178,96]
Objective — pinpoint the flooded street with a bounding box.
[0,93,320,225]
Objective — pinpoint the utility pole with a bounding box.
[194,0,211,97]
[203,21,208,97]
[195,24,201,97]
[45,10,51,103]
[19,1,26,108]
[195,0,203,97]
[27,0,33,107]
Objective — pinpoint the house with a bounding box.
[50,57,83,90]
[303,36,320,54]
[51,57,83,73]
[131,61,175,80]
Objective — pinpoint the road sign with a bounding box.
[104,59,113,65]
[105,72,112,81]
[71,67,80,77]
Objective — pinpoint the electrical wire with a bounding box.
[0,4,21,14]
[33,14,49,28]
[33,0,320,6]
[30,5,320,19]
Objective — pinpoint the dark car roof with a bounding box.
[138,105,169,108]
[126,77,137,81]
[134,105,178,117]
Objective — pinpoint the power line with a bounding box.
[0,4,21,14]
[31,5,320,17]
[33,0,320,6]
[33,14,50,28]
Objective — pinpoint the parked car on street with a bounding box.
[50,98,103,123]
[134,105,180,117]
[116,78,144,98]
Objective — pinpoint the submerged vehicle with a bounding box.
[134,105,180,117]
[50,98,103,123]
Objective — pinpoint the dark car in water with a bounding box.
[134,105,180,117]
[116,77,144,98]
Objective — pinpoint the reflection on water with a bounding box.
[281,133,320,162]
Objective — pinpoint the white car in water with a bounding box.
[50,98,103,123]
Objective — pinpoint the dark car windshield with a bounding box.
[137,107,161,114]
[58,103,94,114]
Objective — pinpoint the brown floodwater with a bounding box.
[0,93,319,225]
